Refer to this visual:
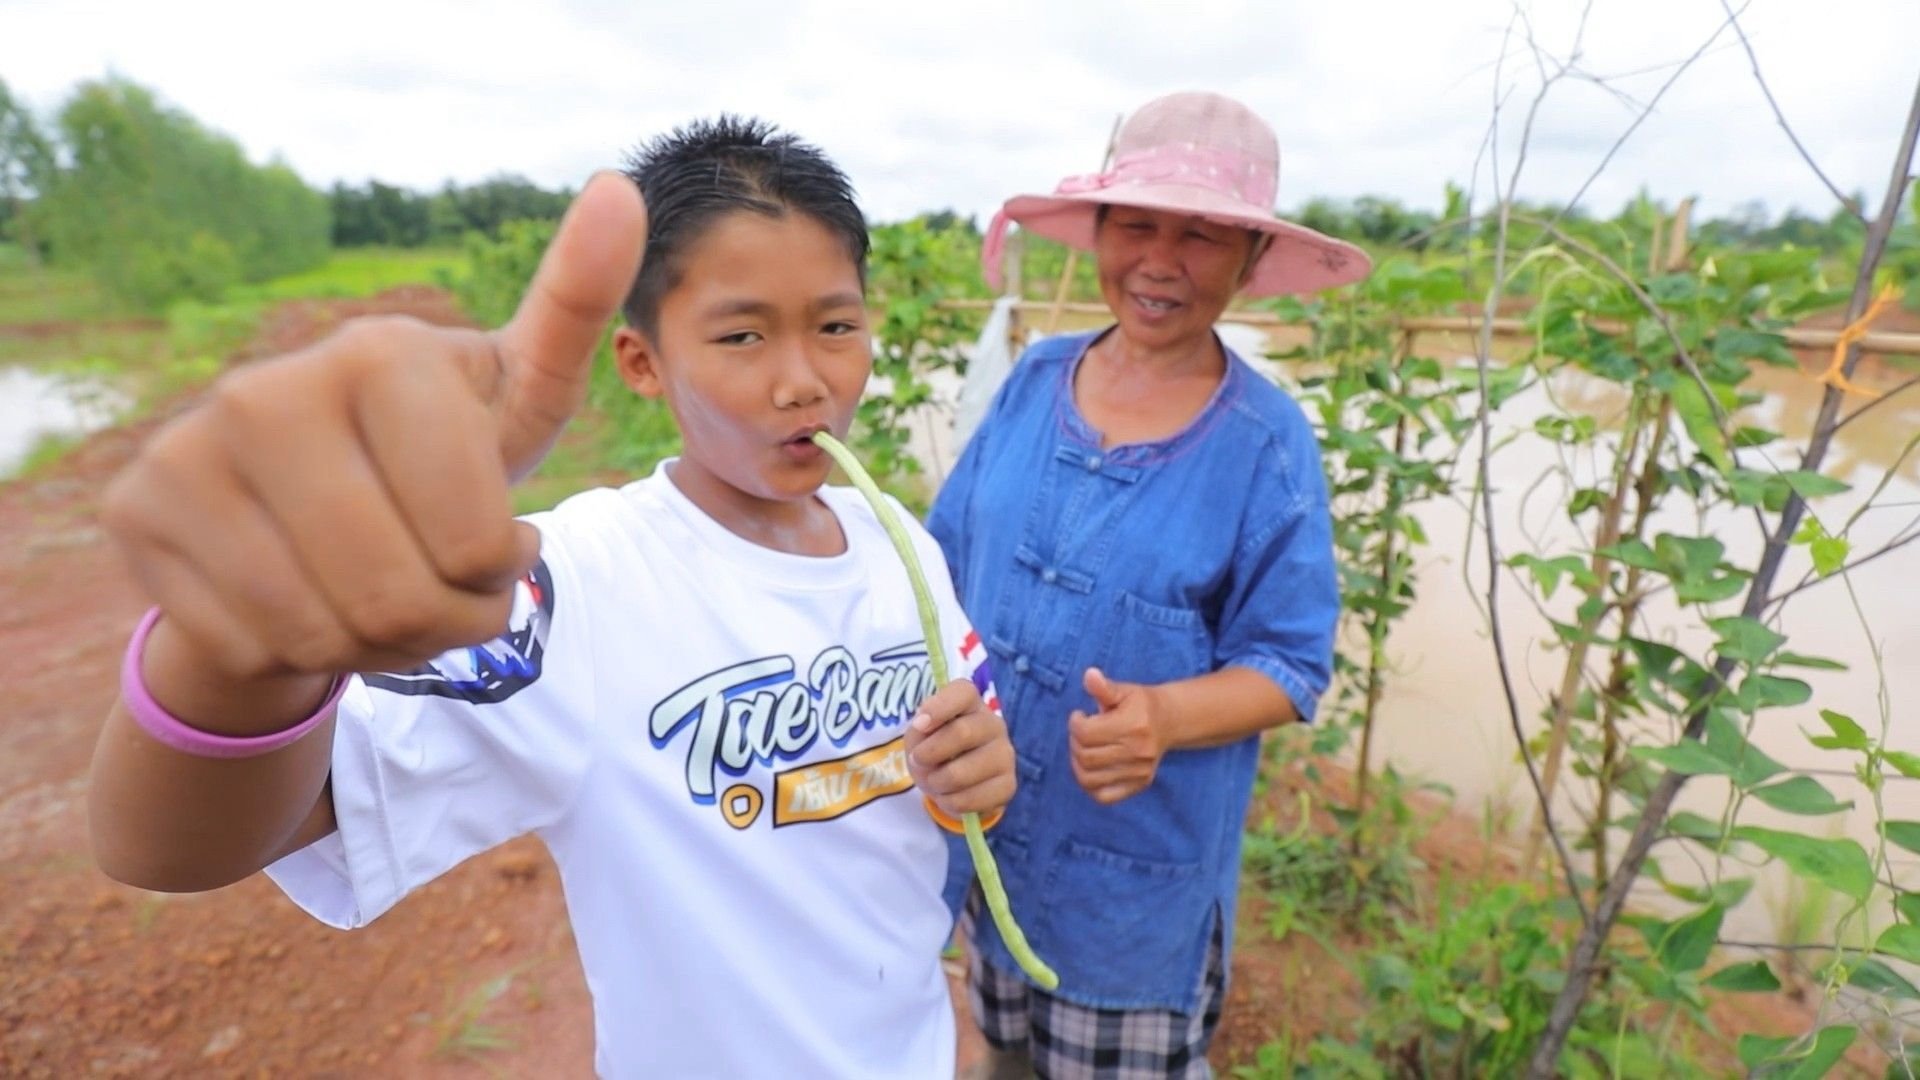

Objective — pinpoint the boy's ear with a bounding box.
[613,325,665,398]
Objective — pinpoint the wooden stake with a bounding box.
[1042,114,1123,336]
[1665,197,1694,271]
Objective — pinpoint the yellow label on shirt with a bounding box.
[773,736,914,826]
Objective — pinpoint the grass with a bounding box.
[223,246,464,304]
[0,245,465,478]
[0,244,117,324]
[0,244,463,333]
[12,431,86,478]
[430,970,519,1059]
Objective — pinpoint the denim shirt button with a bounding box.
[1084,454,1103,471]
[1014,655,1031,674]
[1041,568,1058,584]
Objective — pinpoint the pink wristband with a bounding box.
[120,607,348,759]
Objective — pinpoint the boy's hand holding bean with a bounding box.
[904,679,1016,820]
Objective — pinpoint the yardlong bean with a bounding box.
[812,431,1060,991]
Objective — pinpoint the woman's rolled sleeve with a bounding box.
[1213,452,1339,723]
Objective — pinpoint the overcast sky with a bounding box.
[3,0,1915,225]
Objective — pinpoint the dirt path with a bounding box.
[0,288,598,1079]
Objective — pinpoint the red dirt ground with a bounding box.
[0,287,1895,1077]
[1,288,600,1079]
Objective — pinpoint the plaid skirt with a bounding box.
[961,892,1226,1080]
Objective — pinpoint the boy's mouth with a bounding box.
[780,423,830,463]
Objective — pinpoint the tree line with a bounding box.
[0,75,1905,312]
[0,77,573,310]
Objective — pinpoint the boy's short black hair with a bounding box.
[620,116,868,340]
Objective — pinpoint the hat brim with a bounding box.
[1000,184,1371,297]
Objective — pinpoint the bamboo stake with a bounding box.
[935,301,1920,357]
[1042,114,1122,336]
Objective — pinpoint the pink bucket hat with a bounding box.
[981,91,1371,297]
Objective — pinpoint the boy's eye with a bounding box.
[822,321,860,336]
[1187,230,1221,244]
[715,330,762,346]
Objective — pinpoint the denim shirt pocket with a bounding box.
[1096,592,1213,688]
[1040,839,1208,1010]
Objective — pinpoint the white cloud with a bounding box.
[2,0,1914,224]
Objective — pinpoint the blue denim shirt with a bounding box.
[927,329,1338,1012]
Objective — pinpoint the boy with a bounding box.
[89,117,1014,1078]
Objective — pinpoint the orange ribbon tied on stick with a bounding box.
[1817,284,1904,398]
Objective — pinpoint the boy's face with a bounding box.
[615,210,870,514]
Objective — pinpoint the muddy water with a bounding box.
[1335,345,1920,941]
[0,364,127,478]
[919,317,1919,942]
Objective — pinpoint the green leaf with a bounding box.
[1885,821,1920,856]
[1777,651,1847,671]
[1736,674,1813,712]
[1365,953,1413,995]
[1728,468,1774,507]
[1667,811,1726,843]
[1877,924,1920,965]
[1654,533,1749,604]
[1748,1025,1856,1080]
[1749,776,1852,816]
[1704,709,1788,786]
[1598,538,1661,572]
[1797,1029,1862,1078]
[1843,957,1919,1000]
[1567,487,1607,518]
[1574,594,1609,628]
[1509,553,1591,600]
[1655,533,1726,579]
[1778,470,1850,499]
[1708,616,1787,664]
[1883,751,1920,780]
[1812,535,1849,576]
[1658,875,1753,908]
[1739,1034,1796,1070]
[1648,273,1699,305]
[1671,379,1731,473]
[1656,903,1724,974]
[1704,960,1780,992]
[1633,741,1733,778]
[1711,876,1756,908]
[1795,516,1851,576]
[1807,709,1869,751]
[1714,327,1796,368]
[1897,892,1920,925]
[1628,638,1717,702]
[1678,573,1749,604]
[1733,827,1874,901]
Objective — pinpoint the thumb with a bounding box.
[490,171,649,475]
[1083,667,1129,711]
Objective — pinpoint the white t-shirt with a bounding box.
[267,464,992,1079]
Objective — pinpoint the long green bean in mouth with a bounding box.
[811,430,1060,991]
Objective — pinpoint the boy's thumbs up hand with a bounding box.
[485,173,648,478]
[1067,667,1171,805]
[102,173,647,689]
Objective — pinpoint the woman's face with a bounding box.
[1093,205,1259,354]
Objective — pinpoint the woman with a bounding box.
[930,91,1370,1078]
